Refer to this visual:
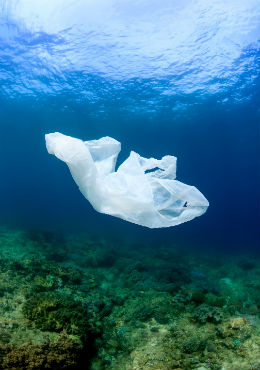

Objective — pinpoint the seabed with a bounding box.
[0,226,259,370]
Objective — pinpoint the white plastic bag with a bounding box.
[45,132,209,228]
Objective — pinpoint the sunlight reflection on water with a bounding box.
[0,0,259,112]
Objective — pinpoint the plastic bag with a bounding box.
[45,132,209,228]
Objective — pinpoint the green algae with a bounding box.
[0,226,259,370]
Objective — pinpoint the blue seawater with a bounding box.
[0,0,259,252]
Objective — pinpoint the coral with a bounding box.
[182,336,206,353]
[190,290,205,305]
[193,304,223,323]
[205,293,226,308]
[217,316,252,343]
[229,317,246,330]
[0,327,11,344]
[133,304,154,322]
[1,332,83,370]
[22,292,90,339]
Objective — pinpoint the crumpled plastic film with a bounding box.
[45,132,209,228]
